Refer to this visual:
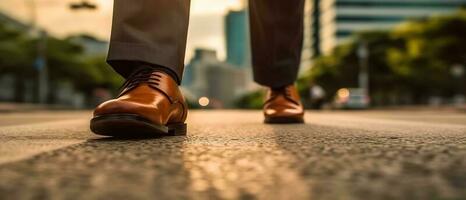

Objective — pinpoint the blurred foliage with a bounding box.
[0,24,34,75]
[0,21,122,104]
[237,10,466,108]
[234,90,265,109]
[304,31,405,106]
[386,11,466,101]
[186,99,201,109]
[74,55,123,93]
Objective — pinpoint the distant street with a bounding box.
[0,110,465,200]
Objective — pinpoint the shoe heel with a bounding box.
[168,123,187,136]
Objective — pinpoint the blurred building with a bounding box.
[225,9,251,68]
[311,0,466,55]
[182,8,262,108]
[68,34,109,56]
[301,0,314,73]
[225,9,258,94]
[183,48,246,108]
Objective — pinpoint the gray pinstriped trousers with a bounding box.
[107,0,304,87]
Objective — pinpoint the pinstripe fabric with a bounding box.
[107,0,304,88]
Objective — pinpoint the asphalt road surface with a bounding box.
[0,110,465,200]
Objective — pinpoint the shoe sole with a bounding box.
[90,114,187,137]
[264,116,304,124]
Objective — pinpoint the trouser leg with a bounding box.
[107,0,191,83]
[248,0,305,88]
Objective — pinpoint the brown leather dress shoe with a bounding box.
[90,69,188,137]
[263,85,304,124]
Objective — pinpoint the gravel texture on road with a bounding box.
[0,110,465,200]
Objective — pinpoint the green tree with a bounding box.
[306,10,466,106]
[234,90,265,109]
[0,23,34,75]
[305,31,404,105]
[388,11,466,100]
[0,20,123,104]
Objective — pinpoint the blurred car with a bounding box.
[333,88,370,109]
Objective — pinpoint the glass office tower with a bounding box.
[311,0,466,55]
[225,10,251,68]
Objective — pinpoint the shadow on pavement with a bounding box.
[0,135,193,200]
[269,122,466,200]
[87,135,164,141]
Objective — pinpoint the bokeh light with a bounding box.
[198,97,210,107]
[337,88,350,98]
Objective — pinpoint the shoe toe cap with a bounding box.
[93,99,140,116]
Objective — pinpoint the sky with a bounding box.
[0,0,245,62]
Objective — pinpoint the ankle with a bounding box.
[271,84,291,91]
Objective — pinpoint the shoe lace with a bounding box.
[269,86,299,105]
[118,69,162,96]
[284,87,292,98]
[271,87,291,98]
